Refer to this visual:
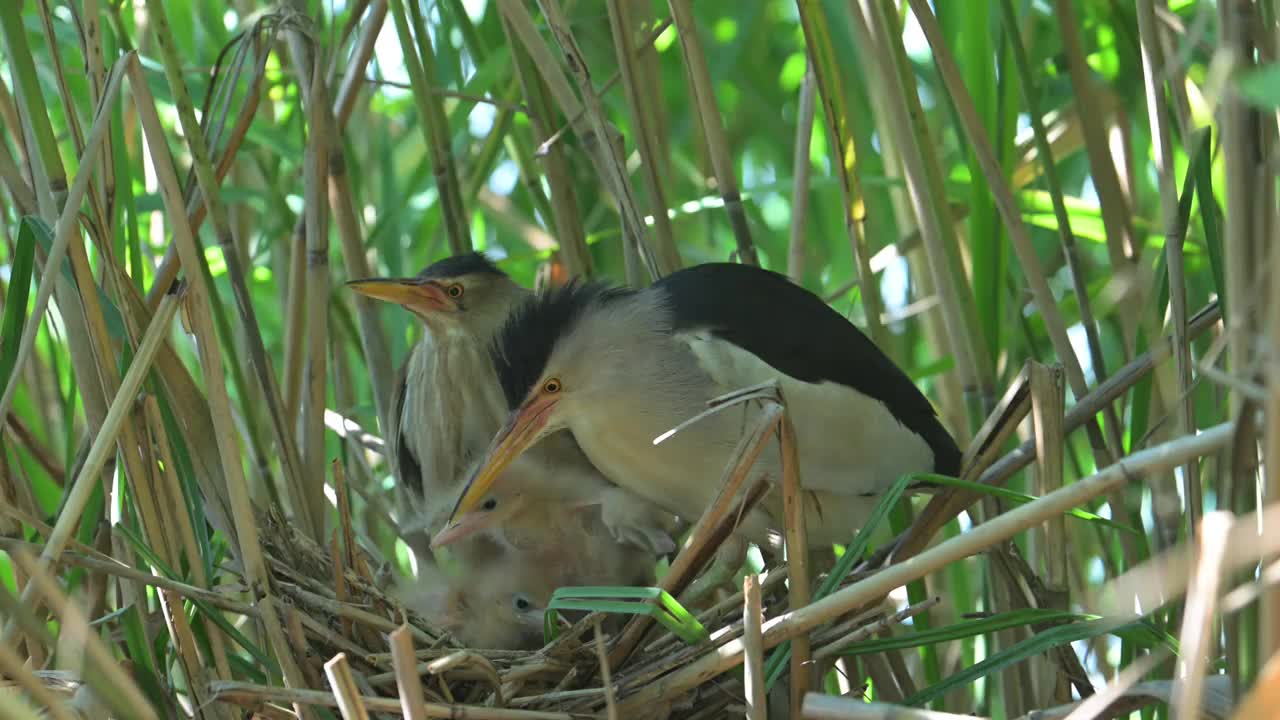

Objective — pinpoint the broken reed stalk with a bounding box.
[614,421,1235,711]
[325,653,372,720]
[742,574,767,720]
[390,626,430,720]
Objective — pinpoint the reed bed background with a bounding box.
[0,0,1275,718]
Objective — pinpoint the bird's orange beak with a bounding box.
[444,395,558,527]
[345,277,451,314]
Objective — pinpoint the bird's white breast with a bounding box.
[403,332,509,525]
[674,329,936,496]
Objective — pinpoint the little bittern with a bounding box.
[447,262,961,550]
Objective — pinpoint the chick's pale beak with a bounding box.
[443,396,558,527]
[346,278,450,314]
[430,511,489,548]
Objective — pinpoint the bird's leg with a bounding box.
[678,534,748,608]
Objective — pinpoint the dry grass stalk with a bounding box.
[0,277,181,643]
[125,50,318,716]
[1173,512,1234,720]
[802,693,980,719]
[904,0,1120,465]
[0,639,76,720]
[666,0,756,267]
[615,421,1235,711]
[604,0,681,272]
[813,596,941,662]
[787,63,817,282]
[593,621,620,720]
[847,0,988,402]
[210,680,591,718]
[743,573,767,720]
[0,54,125,427]
[10,549,158,720]
[779,407,813,716]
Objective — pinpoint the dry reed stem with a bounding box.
[802,693,981,719]
[1172,512,1232,720]
[0,640,75,720]
[0,53,125,427]
[615,422,1235,711]
[795,4,886,349]
[0,279,181,644]
[905,0,1121,464]
[813,596,941,661]
[609,402,783,667]
[592,621,620,720]
[210,681,593,718]
[666,0,756,267]
[10,550,158,720]
[326,653,372,720]
[152,1,316,539]
[428,653,505,706]
[125,52,317,717]
[787,63,817,282]
[536,0,662,283]
[1094,497,1279,624]
[894,302,1222,565]
[0,535,255,615]
[301,53,334,530]
[1136,0,1202,530]
[500,12,591,278]
[779,408,812,716]
[846,0,986,402]
[335,1,388,127]
[605,0,681,272]
[1029,362,1069,705]
[743,573,767,720]
[159,587,228,720]
[390,626,430,720]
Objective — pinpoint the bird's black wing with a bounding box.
[655,263,961,475]
[390,356,424,497]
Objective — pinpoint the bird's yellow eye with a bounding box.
[542,378,561,394]
[447,284,464,298]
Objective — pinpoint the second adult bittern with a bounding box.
[347,253,528,559]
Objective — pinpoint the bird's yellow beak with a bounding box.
[346,277,451,314]
[442,395,558,529]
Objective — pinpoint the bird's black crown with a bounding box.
[491,279,635,409]
[418,252,506,281]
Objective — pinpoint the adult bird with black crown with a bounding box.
[445,262,962,550]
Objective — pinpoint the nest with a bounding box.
[200,472,943,720]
